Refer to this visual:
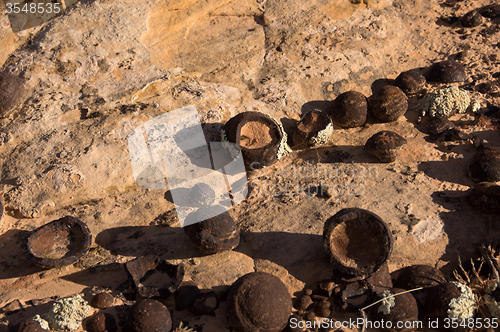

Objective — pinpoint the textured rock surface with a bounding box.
[0,0,500,330]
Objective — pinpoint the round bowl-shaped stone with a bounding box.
[23,216,92,268]
[369,288,419,332]
[394,265,447,290]
[395,69,426,95]
[365,131,407,163]
[223,111,285,167]
[369,86,408,122]
[468,147,500,183]
[124,299,172,332]
[427,60,466,83]
[323,208,393,280]
[469,182,500,215]
[184,205,240,254]
[292,109,333,147]
[227,272,292,332]
[329,91,368,128]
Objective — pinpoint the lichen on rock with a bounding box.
[377,290,396,315]
[447,281,476,320]
[420,86,471,117]
[41,295,91,331]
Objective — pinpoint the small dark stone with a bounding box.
[175,281,201,311]
[469,182,500,215]
[184,205,240,254]
[427,60,466,83]
[479,4,500,19]
[124,299,172,332]
[315,301,331,317]
[394,265,447,290]
[189,290,220,317]
[395,69,426,95]
[447,128,471,141]
[461,10,483,27]
[364,131,407,163]
[17,320,46,332]
[366,263,393,293]
[329,91,368,128]
[317,280,336,298]
[0,71,24,118]
[429,116,456,135]
[91,293,114,309]
[476,82,499,94]
[227,272,292,332]
[305,311,316,322]
[368,86,408,122]
[295,295,313,311]
[468,147,500,183]
[369,288,419,332]
[188,183,216,207]
[86,312,118,332]
[455,50,471,62]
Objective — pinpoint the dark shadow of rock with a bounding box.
[95,226,202,259]
[417,159,475,186]
[0,229,45,279]
[61,263,128,289]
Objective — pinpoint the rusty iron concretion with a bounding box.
[124,255,184,298]
[23,216,92,268]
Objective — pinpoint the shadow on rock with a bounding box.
[0,229,45,279]
[95,226,202,259]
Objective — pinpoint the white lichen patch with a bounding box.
[309,122,334,147]
[420,86,471,117]
[42,295,90,332]
[377,290,396,315]
[448,282,476,320]
[269,113,292,160]
[33,315,50,330]
[485,282,500,319]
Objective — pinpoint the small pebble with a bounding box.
[304,289,313,296]
[429,116,456,135]
[296,295,313,311]
[427,60,466,83]
[329,91,368,128]
[364,131,407,163]
[476,82,499,94]
[395,69,426,95]
[368,85,408,122]
[315,301,331,317]
[455,50,471,61]
[305,311,316,321]
[91,293,114,309]
[86,313,117,332]
[461,10,483,27]
[468,147,500,183]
